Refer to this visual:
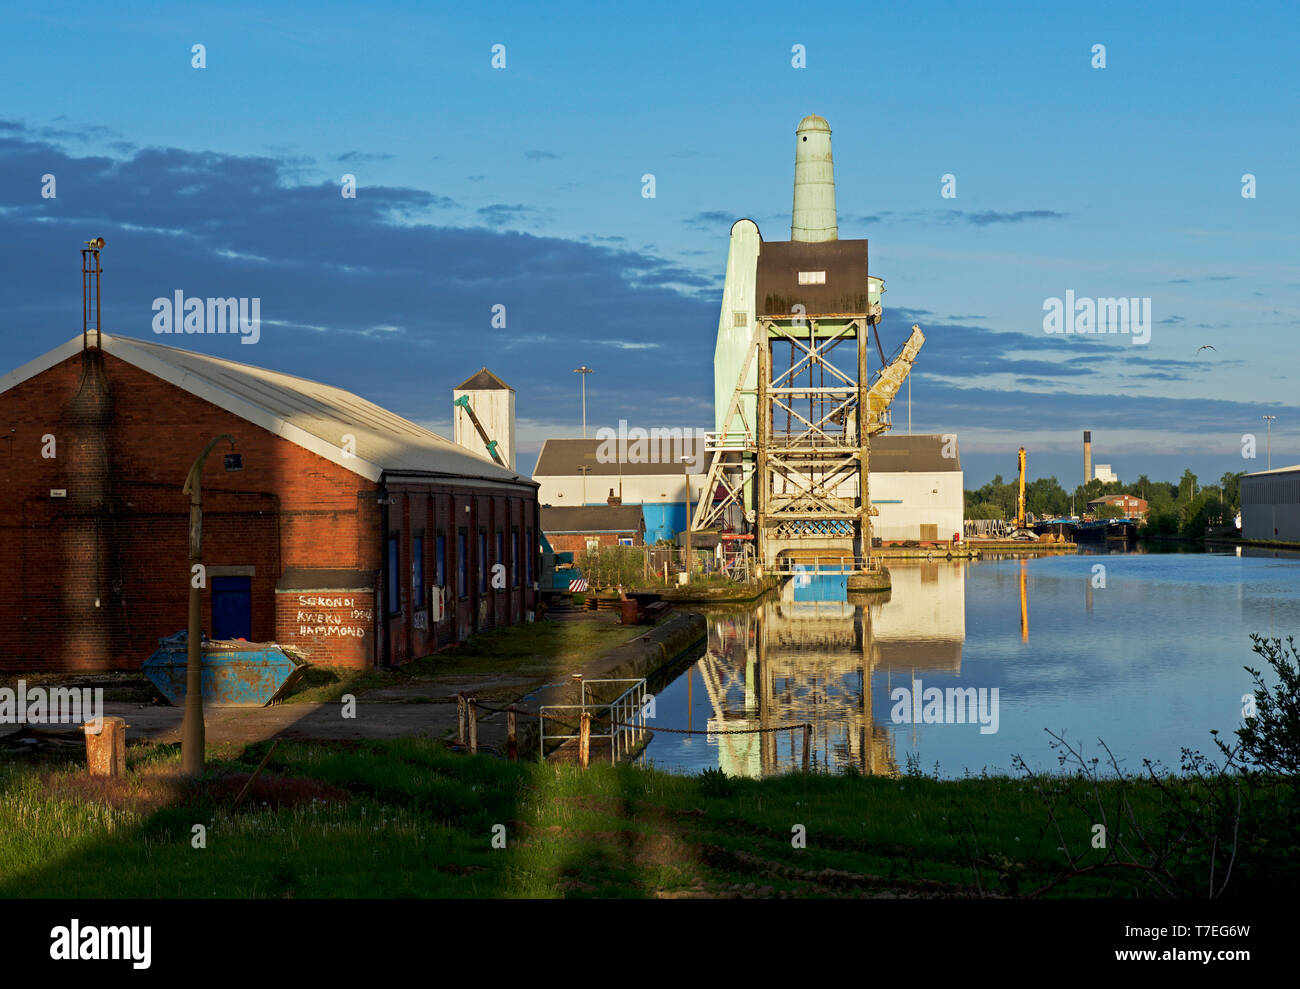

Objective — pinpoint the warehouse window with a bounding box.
[733,311,747,327]
[435,531,446,588]
[387,533,400,615]
[526,527,534,585]
[797,270,826,285]
[512,527,520,586]
[479,529,488,593]
[495,530,504,589]
[412,533,424,608]
[457,528,468,599]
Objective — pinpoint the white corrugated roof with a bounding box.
[0,334,535,488]
[1243,464,1300,478]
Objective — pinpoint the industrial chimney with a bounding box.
[1083,431,1092,485]
[791,114,837,242]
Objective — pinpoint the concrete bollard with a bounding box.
[83,716,127,777]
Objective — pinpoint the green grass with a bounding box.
[281,666,392,704]
[3,739,1285,899]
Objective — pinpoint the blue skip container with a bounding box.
[143,631,307,707]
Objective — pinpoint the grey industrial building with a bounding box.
[1241,464,1300,542]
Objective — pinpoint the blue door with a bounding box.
[212,576,252,640]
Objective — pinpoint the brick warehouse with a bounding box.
[0,333,540,672]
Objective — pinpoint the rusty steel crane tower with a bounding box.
[693,115,923,577]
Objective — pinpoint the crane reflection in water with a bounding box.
[643,561,967,777]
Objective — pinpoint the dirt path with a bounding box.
[2,610,705,758]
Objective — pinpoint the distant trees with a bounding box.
[1220,471,1244,511]
[962,474,1071,520]
[963,464,1247,542]
[966,500,1005,520]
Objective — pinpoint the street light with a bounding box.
[680,455,694,582]
[1263,415,1276,470]
[180,433,239,776]
[573,366,592,438]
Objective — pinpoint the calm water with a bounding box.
[637,547,1300,778]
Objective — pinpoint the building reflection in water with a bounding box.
[692,561,967,777]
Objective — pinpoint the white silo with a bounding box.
[453,368,516,469]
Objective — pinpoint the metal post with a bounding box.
[507,706,518,761]
[180,432,236,777]
[858,318,871,570]
[802,723,811,771]
[573,365,593,439]
[468,697,478,753]
[456,693,467,745]
[756,320,769,568]
[682,459,691,581]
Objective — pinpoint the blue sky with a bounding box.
[1,0,1296,485]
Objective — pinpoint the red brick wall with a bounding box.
[275,590,376,670]
[546,532,639,554]
[381,482,539,666]
[0,346,537,672]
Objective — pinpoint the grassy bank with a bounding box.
[2,738,1292,899]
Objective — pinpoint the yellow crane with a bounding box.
[1011,446,1036,540]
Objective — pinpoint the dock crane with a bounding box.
[453,394,505,466]
[1010,446,1036,540]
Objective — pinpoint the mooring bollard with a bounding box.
[83,716,127,778]
[468,697,478,754]
[802,723,811,771]
[578,712,591,769]
[507,707,518,761]
[456,693,467,746]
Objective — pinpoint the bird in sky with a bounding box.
[1196,344,1217,355]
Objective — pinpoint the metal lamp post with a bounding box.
[681,457,693,581]
[180,433,238,776]
[577,464,591,505]
[1263,415,1276,470]
[573,366,592,438]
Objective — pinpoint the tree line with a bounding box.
[964,469,1243,539]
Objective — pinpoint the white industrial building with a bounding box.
[533,436,707,504]
[453,368,516,469]
[533,432,962,544]
[532,435,708,543]
[868,435,965,543]
[1241,464,1300,542]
